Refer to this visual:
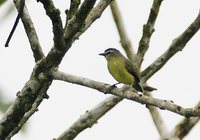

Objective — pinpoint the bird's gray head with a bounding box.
[99,48,120,58]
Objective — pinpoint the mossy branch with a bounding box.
[64,0,80,29]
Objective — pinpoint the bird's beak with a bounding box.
[99,52,106,56]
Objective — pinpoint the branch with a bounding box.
[141,11,200,82]
[40,0,97,68]
[52,71,200,117]
[38,0,65,51]
[137,0,163,67]
[110,1,135,61]
[173,102,200,139]
[172,118,199,139]
[64,0,97,43]
[5,92,45,139]
[57,92,166,140]
[64,0,80,29]
[146,93,168,137]
[73,0,113,41]
[55,96,122,140]
[14,0,44,62]
[67,0,81,20]
[0,76,52,139]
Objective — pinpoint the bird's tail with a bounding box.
[134,82,157,93]
[142,82,157,91]
[143,85,157,91]
[134,82,144,93]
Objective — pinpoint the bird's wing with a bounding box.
[125,59,141,82]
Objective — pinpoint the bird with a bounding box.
[99,48,144,92]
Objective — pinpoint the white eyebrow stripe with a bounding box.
[105,50,114,54]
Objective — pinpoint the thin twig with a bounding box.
[64,0,97,42]
[137,0,163,67]
[73,0,113,41]
[39,0,65,51]
[64,0,80,29]
[110,1,135,62]
[5,0,25,47]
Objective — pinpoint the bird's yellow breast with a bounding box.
[107,58,135,85]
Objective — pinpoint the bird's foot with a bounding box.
[106,83,119,93]
[111,83,120,88]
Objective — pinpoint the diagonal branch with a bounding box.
[144,91,168,137]
[141,11,200,82]
[14,0,44,62]
[5,92,45,139]
[148,105,168,137]
[137,0,163,67]
[55,96,122,140]
[52,70,200,118]
[73,0,113,41]
[0,76,52,140]
[64,0,97,43]
[38,0,65,51]
[172,117,199,139]
[64,0,81,29]
[110,1,135,61]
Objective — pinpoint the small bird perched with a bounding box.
[99,48,156,93]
